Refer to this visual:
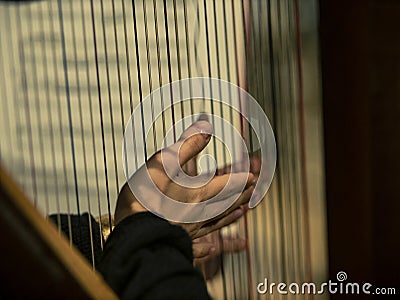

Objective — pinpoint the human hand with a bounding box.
[192,220,248,265]
[114,119,256,240]
[191,156,261,267]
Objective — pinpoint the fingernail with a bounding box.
[197,113,209,122]
[209,247,216,254]
[195,121,213,138]
[202,131,211,142]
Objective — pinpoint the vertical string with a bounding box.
[48,0,73,242]
[110,0,128,183]
[294,0,313,284]
[69,0,96,268]
[15,5,38,208]
[89,0,113,232]
[111,0,126,136]
[26,4,50,216]
[222,0,240,293]
[131,0,148,160]
[152,0,167,139]
[0,9,14,174]
[267,0,286,287]
[282,0,297,283]
[38,0,62,231]
[182,0,194,121]
[261,0,275,292]
[80,0,104,248]
[4,7,27,191]
[142,0,158,151]
[99,0,120,200]
[274,1,291,286]
[201,0,218,161]
[57,0,82,251]
[232,0,254,297]
[162,0,177,143]
[211,1,237,298]
[200,1,228,298]
[57,0,81,215]
[248,0,264,292]
[172,0,186,131]
[121,0,139,176]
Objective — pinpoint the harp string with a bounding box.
[214,0,238,298]
[182,0,194,122]
[98,0,120,230]
[222,0,243,298]
[1,8,22,180]
[0,14,14,174]
[257,0,279,288]
[89,0,113,233]
[294,0,313,283]
[231,0,253,298]
[99,0,121,196]
[200,3,229,298]
[274,0,290,284]
[258,0,274,284]
[48,0,74,242]
[58,0,92,255]
[142,0,158,150]
[283,0,298,282]
[241,1,257,297]
[152,0,167,140]
[162,0,177,143]
[258,0,271,272]
[67,0,96,268]
[26,5,51,216]
[247,0,263,294]
[131,0,148,161]
[79,0,104,249]
[38,1,62,232]
[172,0,187,131]
[110,0,128,146]
[57,0,82,223]
[16,5,38,209]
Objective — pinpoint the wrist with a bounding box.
[114,183,148,225]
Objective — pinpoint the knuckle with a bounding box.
[195,186,209,202]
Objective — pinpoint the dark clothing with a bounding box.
[50,212,211,300]
[98,212,211,299]
[48,213,103,265]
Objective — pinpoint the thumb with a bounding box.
[176,120,213,167]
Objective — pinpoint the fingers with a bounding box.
[197,185,254,238]
[217,156,261,176]
[221,236,247,252]
[192,242,216,259]
[200,172,254,200]
[180,185,253,239]
[159,120,212,178]
[193,235,247,265]
[193,203,247,239]
[176,120,212,166]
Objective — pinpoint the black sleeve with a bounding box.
[48,213,103,266]
[97,212,211,300]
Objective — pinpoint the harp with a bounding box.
[0,0,327,299]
